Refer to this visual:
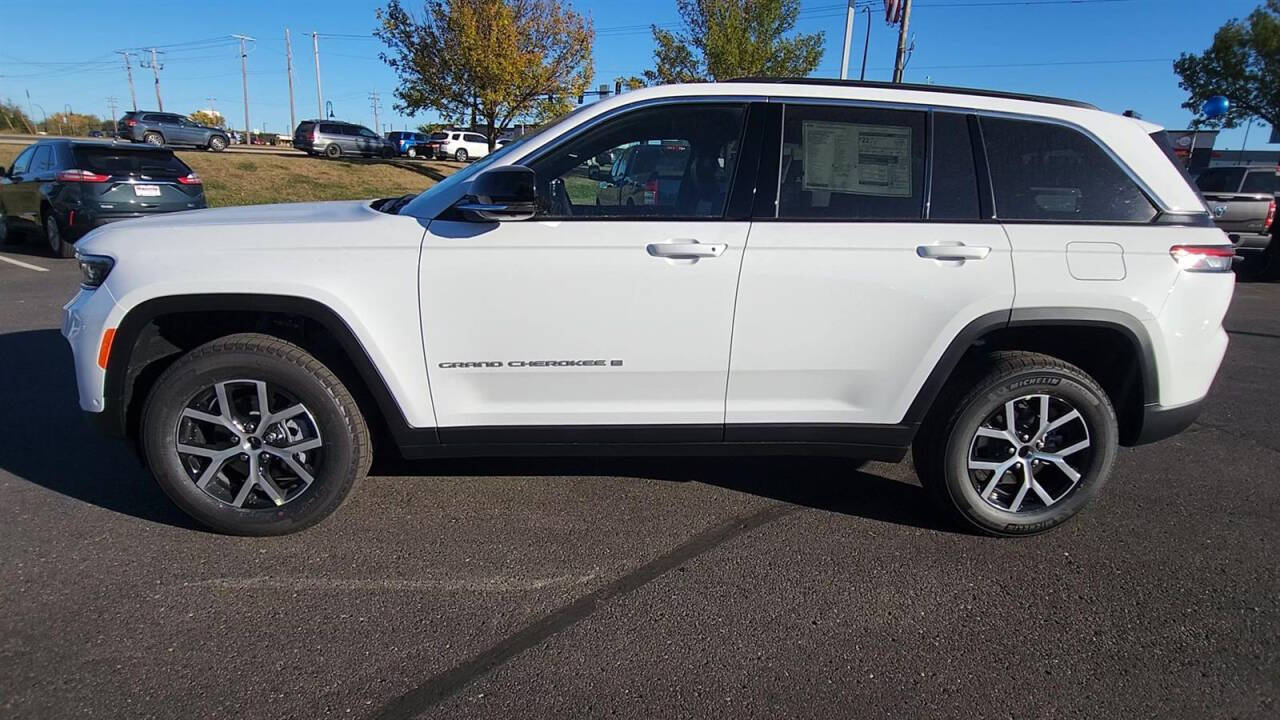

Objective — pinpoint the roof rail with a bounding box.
[724,77,1098,111]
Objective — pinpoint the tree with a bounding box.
[375,0,594,148]
[42,112,103,136]
[0,100,35,134]
[643,0,824,85]
[1174,0,1280,129]
[189,110,226,128]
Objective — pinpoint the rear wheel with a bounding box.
[325,144,342,159]
[455,148,468,162]
[44,212,73,258]
[913,352,1118,536]
[208,135,227,152]
[141,333,370,536]
[406,147,417,158]
[143,131,164,146]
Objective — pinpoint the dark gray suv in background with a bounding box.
[117,112,230,152]
[293,120,395,158]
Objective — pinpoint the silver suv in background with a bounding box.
[1195,164,1277,278]
[293,120,395,159]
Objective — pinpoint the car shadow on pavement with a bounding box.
[0,329,200,530]
[376,455,958,534]
[0,237,59,261]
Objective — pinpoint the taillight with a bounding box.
[1170,244,1235,273]
[57,169,111,183]
[311,128,318,142]
[176,173,202,185]
[125,118,137,126]
[1265,200,1276,232]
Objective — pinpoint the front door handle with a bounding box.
[647,240,727,260]
[916,243,991,261]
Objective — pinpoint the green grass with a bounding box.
[0,144,460,207]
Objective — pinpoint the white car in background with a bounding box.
[436,130,490,162]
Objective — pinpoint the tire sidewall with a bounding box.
[209,136,227,152]
[142,348,359,535]
[942,368,1117,536]
[325,144,341,158]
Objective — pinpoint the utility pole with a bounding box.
[892,0,913,84]
[141,48,165,110]
[839,0,855,80]
[312,32,324,119]
[232,35,254,144]
[116,51,138,111]
[369,91,380,135]
[106,96,118,131]
[285,29,297,132]
[860,5,871,81]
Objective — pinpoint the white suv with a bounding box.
[63,79,1233,536]
[436,130,490,162]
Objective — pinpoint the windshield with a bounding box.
[398,104,597,215]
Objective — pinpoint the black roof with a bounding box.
[725,77,1098,110]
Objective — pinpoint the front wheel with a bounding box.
[406,147,417,158]
[913,351,1118,536]
[141,333,371,535]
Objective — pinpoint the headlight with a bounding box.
[77,253,115,289]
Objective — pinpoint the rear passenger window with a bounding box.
[30,146,53,173]
[318,124,339,134]
[929,113,981,220]
[981,117,1156,223]
[778,104,926,220]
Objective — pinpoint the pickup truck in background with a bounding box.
[1195,164,1278,279]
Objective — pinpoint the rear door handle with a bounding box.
[916,243,991,261]
[646,240,727,260]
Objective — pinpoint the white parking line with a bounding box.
[0,254,50,272]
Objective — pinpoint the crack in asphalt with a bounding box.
[372,502,798,720]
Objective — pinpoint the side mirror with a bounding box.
[456,165,537,222]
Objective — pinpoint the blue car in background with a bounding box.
[387,131,433,158]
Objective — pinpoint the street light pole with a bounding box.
[860,5,871,81]
[312,32,324,119]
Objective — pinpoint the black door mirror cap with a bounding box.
[456,165,537,222]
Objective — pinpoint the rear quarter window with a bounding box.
[981,117,1156,223]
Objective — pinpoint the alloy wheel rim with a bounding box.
[966,393,1091,514]
[174,379,324,509]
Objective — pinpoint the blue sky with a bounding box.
[0,0,1272,150]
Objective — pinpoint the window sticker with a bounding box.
[801,122,912,197]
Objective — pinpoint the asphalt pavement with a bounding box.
[0,244,1276,719]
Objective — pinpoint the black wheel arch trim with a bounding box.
[100,293,439,453]
[902,306,1160,426]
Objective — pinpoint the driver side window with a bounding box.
[528,103,747,220]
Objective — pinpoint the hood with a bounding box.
[75,199,407,257]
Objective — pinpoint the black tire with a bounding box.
[44,211,74,258]
[0,213,13,245]
[143,131,164,146]
[454,148,468,162]
[1238,239,1280,282]
[208,135,227,152]
[406,147,417,158]
[141,333,371,536]
[913,351,1118,537]
[325,144,342,159]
